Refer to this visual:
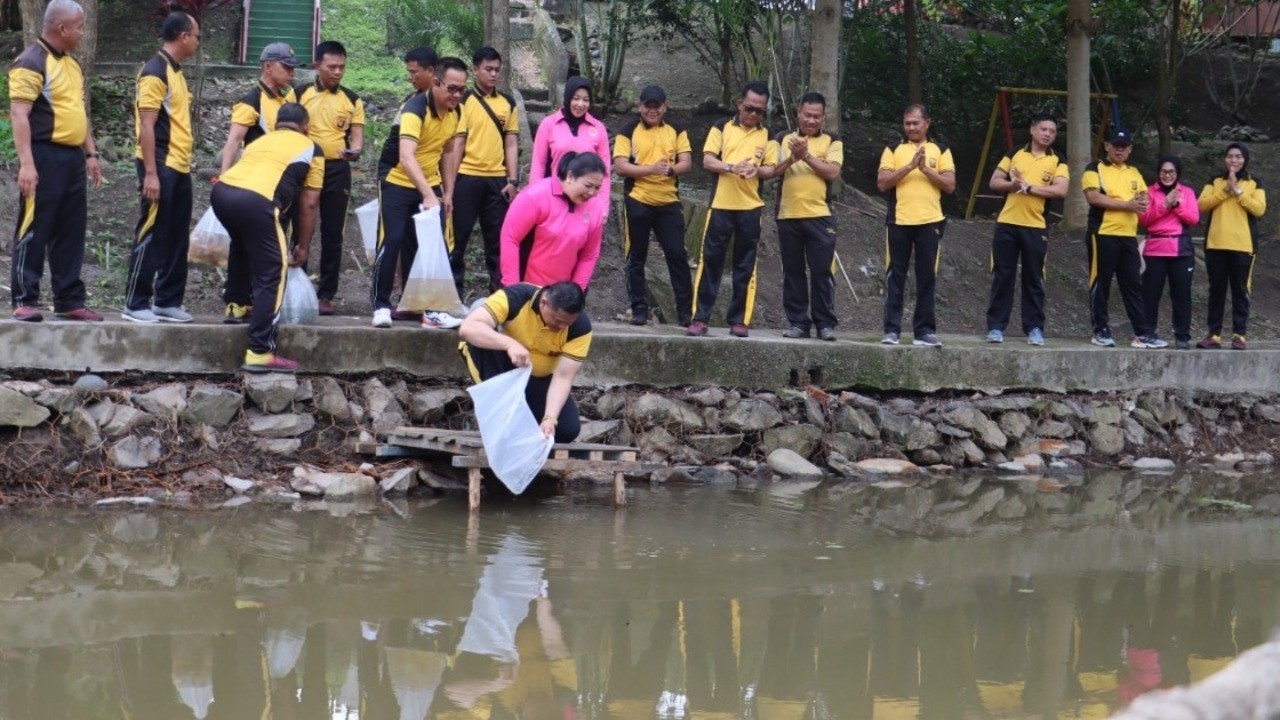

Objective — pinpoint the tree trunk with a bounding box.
[718,18,733,107]
[1063,0,1091,231]
[18,0,40,46]
[488,0,511,91]
[1153,0,1179,157]
[904,0,922,104]
[808,0,841,134]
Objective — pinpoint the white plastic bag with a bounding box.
[355,199,379,266]
[397,206,465,315]
[188,206,230,268]
[467,365,555,494]
[280,266,319,325]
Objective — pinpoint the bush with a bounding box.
[385,0,483,57]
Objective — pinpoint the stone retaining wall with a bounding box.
[0,373,1277,501]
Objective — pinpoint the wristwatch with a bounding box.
[85,152,99,159]
[506,177,518,186]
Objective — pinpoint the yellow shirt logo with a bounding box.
[1041,171,1053,183]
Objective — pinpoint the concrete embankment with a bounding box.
[1,318,1279,501]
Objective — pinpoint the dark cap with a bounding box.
[1107,129,1132,146]
[260,42,299,68]
[639,85,666,105]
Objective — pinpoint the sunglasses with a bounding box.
[741,105,765,116]
[438,83,466,95]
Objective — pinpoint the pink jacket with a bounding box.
[1139,182,1199,257]
[529,112,612,216]
[500,176,603,290]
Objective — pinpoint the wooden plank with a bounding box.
[449,456,659,474]
[352,442,432,459]
[468,468,482,513]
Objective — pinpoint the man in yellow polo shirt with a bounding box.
[876,103,955,347]
[8,0,104,322]
[983,113,1068,347]
[775,91,843,342]
[372,55,466,329]
[688,81,780,338]
[1082,129,1164,348]
[452,46,521,296]
[458,281,590,443]
[614,84,693,327]
[297,40,365,315]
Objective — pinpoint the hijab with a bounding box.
[561,76,592,136]
[1223,142,1251,180]
[1157,155,1182,192]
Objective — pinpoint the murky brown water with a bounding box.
[2,471,1279,719]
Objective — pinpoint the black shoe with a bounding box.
[819,327,837,341]
[630,311,648,326]
[782,326,809,339]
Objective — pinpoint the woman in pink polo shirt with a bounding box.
[530,76,611,219]
[500,151,607,290]
[1139,156,1200,349]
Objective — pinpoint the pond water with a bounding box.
[2,471,1279,720]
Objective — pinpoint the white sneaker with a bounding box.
[152,306,193,323]
[121,308,160,323]
[422,310,463,329]
[372,308,392,328]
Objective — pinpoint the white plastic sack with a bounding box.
[188,206,230,268]
[466,365,555,494]
[280,266,319,325]
[397,205,465,315]
[355,199,379,266]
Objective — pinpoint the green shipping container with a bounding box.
[241,0,319,64]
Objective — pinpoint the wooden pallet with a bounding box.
[356,427,654,510]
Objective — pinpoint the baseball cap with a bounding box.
[639,85,666,105]
[260,42,299,68]
[1107,129,1132,146]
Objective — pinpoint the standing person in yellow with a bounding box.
[614,84,694,327]
[372,55,467,329]
[983,113,1068,346]
[121,11,199,324]
[297,40,365,316]
[687,81,779,338]
[452,46,520,296]
[211,103,322,373]
[1082,129,1165,348]
[8,0,105,322]
[1196,142,1267,350]
[218,42,299,324]
[775,92,843,341]
[876,103,955,347]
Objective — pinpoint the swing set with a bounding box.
[963,86,1121,219]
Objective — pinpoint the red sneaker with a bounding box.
[242,354,300,374]
[12,306,43,322]
[318,299,337,316]
[55,307,104,322]
[729,323,749,338]
[685,321,708,337]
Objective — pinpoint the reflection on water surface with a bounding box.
[1,471,1279,719]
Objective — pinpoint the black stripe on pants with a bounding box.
[211,183,287,354]
[1086,232,1150,336]
[1204,248,1253,336]
[11,142,87,312]
[882,220,944,337]
[459,343,581,443]
[296,158,351,301]
[777,216,837,332]
[624,196,692,324]
[125,161,193,311]
[691,207,761,326]
[371,182,436,311]
[451,174,509,295]
[984,223,1047,334]
[1141,254,1194,342]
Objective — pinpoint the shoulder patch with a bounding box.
[498,91,516,107]
[239,86,262,110]
[1084,161,1100,173]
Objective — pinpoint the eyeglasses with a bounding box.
[1158,169,1177,175]
[439,83,466,95]
[741,105,765,116]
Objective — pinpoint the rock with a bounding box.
[936,422,969,438]
[651,467,698,484]
[1130,408,1167,438]
[856,458,921,474]
[1174,423,1198,446]
[940,404,981,430]
[999,454,1044,473]
[686,433,743,459]
[766,448,824,476]
[73,374,109,393]
[956,439,985,465]
[595,391,627,419]
[638,426,680,460]
[93,496,155,507]
[1122,418,1148,447]
[973,415,1009,451]
[996,495,1028,520]
[1090,405,1123,425]
[1253,404,1280,423]
[686,387,727,407]
[195,424,219,449]
[0,386,51,427]
[1089,425,1125,456]
[183,386,243,426]
[67,408,102,446]
[877,409,914,445]
[804,396,827,427]
[361,379,404,426]
[1255,451,1275,466]
[687,466,738,485]
[243,373,297,413]
[1049,400,1083,420]
[129,387,186,426]
[975,396,1034,411]
[912,448,943,465]
[312,377,351,420]
[294,379,314,402]
[223,476,257,493]
[108,435,162,469]
[723,398,784,432]
[1039,439,1071,456]
[290,466,377,497]
[410,388,468,423]
[34,387,78,413]
[904,419,939,451]
[100,405,147,438]
[1036,420,1075,438]
[247,412,316,438]
[826,451,865,479]
[419,466,467,490]
[1,380,44,396]
[833,405,878,438]
[825,432,872,461]
[626,393,705,430]
[379,467,417,494]
[1213,451,1245,469]
[998,412,1032,441]
[578,420,621,443]
[761,424,823,457]
[1133,457,1175,472]
[258,439,301,454]
[938,487,1005,531]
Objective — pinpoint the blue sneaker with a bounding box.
[986,329,1004,343]
[1027,328,1044,346]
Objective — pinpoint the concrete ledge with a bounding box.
[0,317,1276,393]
